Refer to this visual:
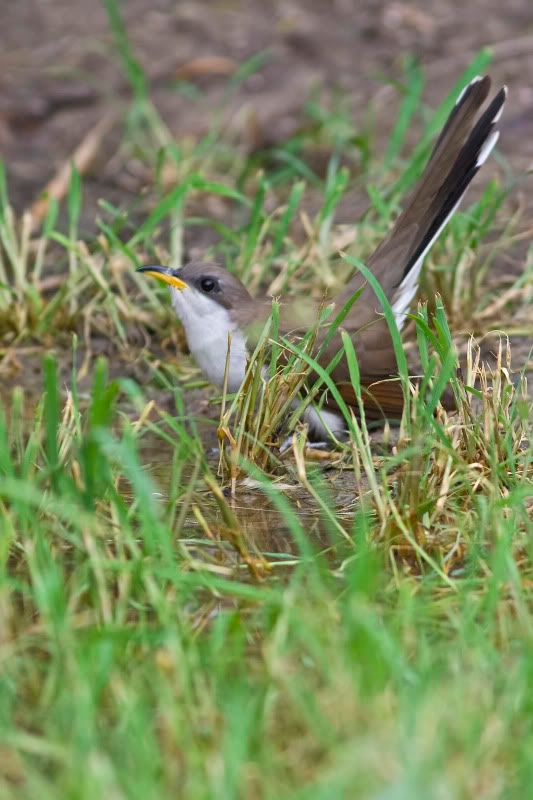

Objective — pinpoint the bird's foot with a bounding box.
[279,435,336,455]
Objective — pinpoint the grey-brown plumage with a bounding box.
[138,75,507,431]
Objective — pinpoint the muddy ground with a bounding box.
[3,0,532,223]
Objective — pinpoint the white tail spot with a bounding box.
[476,129,499,167]
[392,197,463,328]
[455,75,483,106]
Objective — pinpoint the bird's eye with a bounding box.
[200,277,217,293]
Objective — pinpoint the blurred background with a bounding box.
[3,0,532,230]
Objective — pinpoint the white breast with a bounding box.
[171,287,248,392]
[170,285,347,441]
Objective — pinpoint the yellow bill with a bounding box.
[137,266,187,290]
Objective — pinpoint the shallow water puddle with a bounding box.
[138,435,358,559]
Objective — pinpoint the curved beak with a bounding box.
[136,265,187,291]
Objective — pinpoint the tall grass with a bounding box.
[0,350,531,796]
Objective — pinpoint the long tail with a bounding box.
[342,76,507,330]
[390,77,507,325]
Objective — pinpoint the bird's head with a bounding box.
[137,261,255,322]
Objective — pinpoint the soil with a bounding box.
[2,0,532,225]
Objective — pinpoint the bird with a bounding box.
[138,75,507,441]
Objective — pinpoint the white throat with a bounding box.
[170,286,248,392]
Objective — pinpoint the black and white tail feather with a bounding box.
[391,76,507,328]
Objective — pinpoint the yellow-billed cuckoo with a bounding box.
[138,76,507,440]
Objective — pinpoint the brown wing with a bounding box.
[332,377,406,421]
[305,314,402,420]
[326,373,457,421]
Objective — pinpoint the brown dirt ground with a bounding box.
[3,1,533,218]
